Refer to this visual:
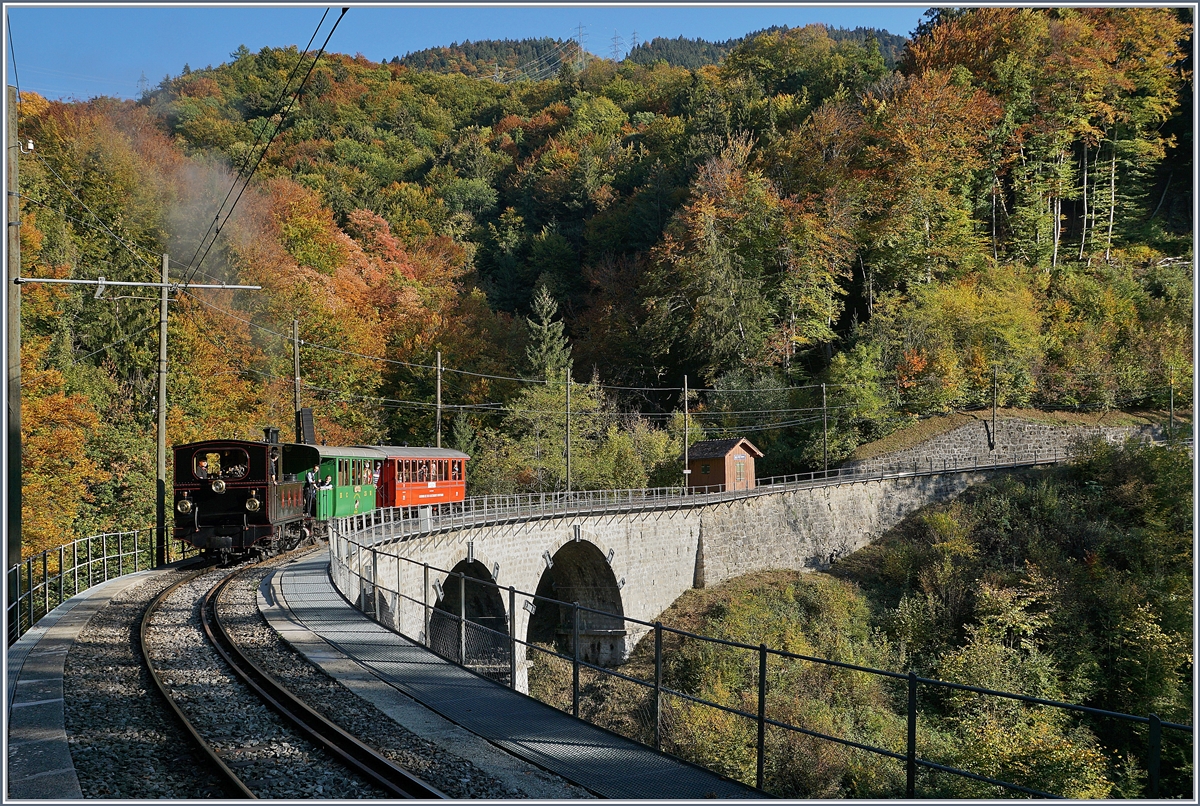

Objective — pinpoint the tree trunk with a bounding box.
[1078,142,1088,260]
[1106,137,1117,262]
[992,174,998,260]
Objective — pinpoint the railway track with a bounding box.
[140,556,446,799]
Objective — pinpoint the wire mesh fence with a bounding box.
[330,514,1194,799]
[6,529,199,645]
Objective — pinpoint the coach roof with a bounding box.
[359,446,470,460]
[315,446,388,460]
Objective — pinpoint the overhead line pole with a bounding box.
[155,255,169,566]
[436,350,442,449]
[683,375,689,491]
[7,85,22,569]
[822,382,828,477]
[565,375,571,494]
[293,319,302,442]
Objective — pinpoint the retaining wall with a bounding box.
[844,418,1160,474]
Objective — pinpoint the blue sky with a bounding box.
[5,4,928,101]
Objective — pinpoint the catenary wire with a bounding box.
[180,8,331,283]
[7,13,22,113]
[182,8,347,289]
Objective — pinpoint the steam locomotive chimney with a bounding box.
[264,426,280,444]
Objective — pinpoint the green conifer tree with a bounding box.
[526,286,573,381]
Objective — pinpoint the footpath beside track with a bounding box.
[264,553,764,799]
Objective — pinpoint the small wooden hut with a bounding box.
[685,437,763,492]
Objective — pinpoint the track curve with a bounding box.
[140,564,255,799]
[203,571,447,799]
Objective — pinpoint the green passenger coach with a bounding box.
[313,446,385,519]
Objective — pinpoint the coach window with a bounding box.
[451,461,461,481]
[337,459,347,486]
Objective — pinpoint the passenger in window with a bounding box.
[305,465,320,515]
[196,459,210,479]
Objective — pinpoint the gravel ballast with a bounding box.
[60,550,589,799]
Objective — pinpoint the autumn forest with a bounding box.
[16,8,1193,563]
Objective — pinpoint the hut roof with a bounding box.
[687,437,764,460]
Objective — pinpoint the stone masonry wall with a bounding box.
[843,418,1160,474]
[694,469,997,588]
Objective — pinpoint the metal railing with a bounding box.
[6,529,198,645]
[330,532,1192,799]
[331,446,1075,547]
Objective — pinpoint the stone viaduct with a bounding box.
[329,418,1159,689]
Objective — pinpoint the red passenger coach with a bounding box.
[368,447,470,509]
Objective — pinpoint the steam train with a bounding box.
[172,430,469,560]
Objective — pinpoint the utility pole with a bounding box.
[7,85,22,569]
[565,375,571,494]
[436,350,442,449]
[292,319,301,441]
[155,254,169,566]
[683,375,689,490]
[822,383,828,477]
[577,23,586,72]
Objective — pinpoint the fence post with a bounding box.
[757,643,767,790]
[118,533,124,576]
[458,571,466,666]
[42,553,48,616]
[907,672,917,798]
[101,535,108,582]
[1149,713,1161,797]
[14,563,22,637]
[509,586,517,690]
[73,541,78,597]
[58,545,64,607]
[423,563,431,648]
[371,548,378,619]
[654,622,663,750]
[572,602,580,718]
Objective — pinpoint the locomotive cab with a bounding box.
[173,438,320,557]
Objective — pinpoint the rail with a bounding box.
[7,529,199,645]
